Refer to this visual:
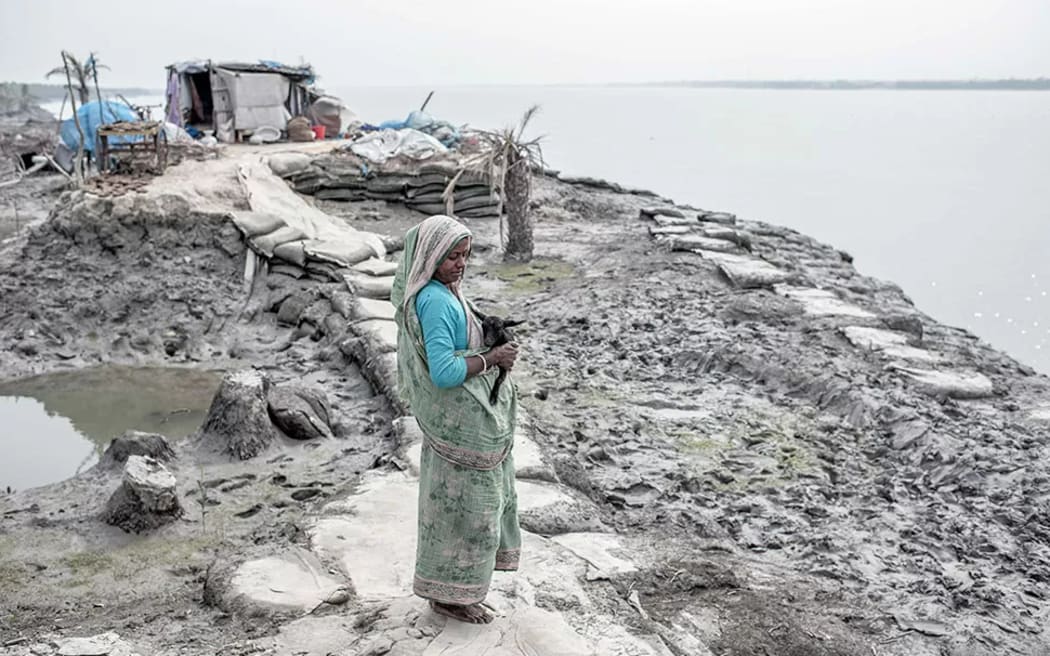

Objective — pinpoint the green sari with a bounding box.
[391,215,521,605]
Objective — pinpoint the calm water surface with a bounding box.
[0,366,222,491]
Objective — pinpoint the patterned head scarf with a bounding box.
[392,214,483,358]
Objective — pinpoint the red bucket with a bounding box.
[311,125,326,140]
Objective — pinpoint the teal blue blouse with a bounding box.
[415,279,468,388]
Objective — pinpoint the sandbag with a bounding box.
[231,211,286,238]
[893,366,994,399]
[365,351,400,406]
[352,297,396,322]
[405,183,446,198]
[649,225,692,236]
[452,185,495,201]
[329,290,355,318]
[315,188,368,201]
[321,176,368,190]
[453,195,499,212]
[366,175,414,193]
[252,225,309,257]
[273,240,308,267]
[407,174,456,188]
[364,191,405,202]
[458,206,501,218]
[344,273,394,299]
[352,319,398,353]
[698,211,737,225]
[407,191,445,205]
[406,202,451,215]
[702,252,792,289]
[268,152,313,178]
[664,234,739,254]
[305,260,344,282]
[304,238,377,268]
[270,263,308,279]
[352,258,399,277]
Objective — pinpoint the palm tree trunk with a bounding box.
[503,154,533,262]
[77,74,90,106]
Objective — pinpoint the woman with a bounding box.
[391,214,521,624]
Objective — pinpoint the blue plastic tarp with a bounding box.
[60,101,140,153]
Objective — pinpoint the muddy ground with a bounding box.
[0,150,1048,656]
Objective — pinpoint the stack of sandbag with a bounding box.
[232,160,387,281]
[271,153,502,218]
[329,257,404,411]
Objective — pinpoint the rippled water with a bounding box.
[0,366,222,491]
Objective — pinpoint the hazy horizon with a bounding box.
[2,0,1048,89]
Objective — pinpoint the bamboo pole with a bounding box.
[419,90,435,112]
[92,53,105,128]
[61,51,85,184]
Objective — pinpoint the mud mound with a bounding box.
[0,190,247,377]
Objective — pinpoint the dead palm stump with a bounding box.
[100,430,175,469]
[102,455,184,533]
[503,149,534,262]
[201,369,279,459]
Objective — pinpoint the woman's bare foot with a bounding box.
[431,601,494,624]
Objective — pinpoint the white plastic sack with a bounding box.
[352,298,396,322]
[353,319,398,353]
[268,152,313,178]
[350,129,448,164]
[352,258,399,277]
[344,273,394,299]
[162,122,196,144]
[304,238,377,268]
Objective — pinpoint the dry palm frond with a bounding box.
[46,52,109,105]
[442,105,545,244]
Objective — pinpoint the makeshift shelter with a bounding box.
[164,61,318,143]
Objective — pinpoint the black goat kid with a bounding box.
[480,315,523,405]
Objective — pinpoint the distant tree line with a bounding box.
[0,82,160,103]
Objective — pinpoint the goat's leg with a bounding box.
[489,368,507,405]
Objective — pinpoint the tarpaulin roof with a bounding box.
[166,60,315,80]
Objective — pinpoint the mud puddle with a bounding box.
[0,366,222,491]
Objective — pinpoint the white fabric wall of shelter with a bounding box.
[177,74,192,117]
[217,70,292,132]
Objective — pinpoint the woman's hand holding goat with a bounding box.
[486,343,518,370]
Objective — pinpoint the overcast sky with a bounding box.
[1,0,1048,88]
